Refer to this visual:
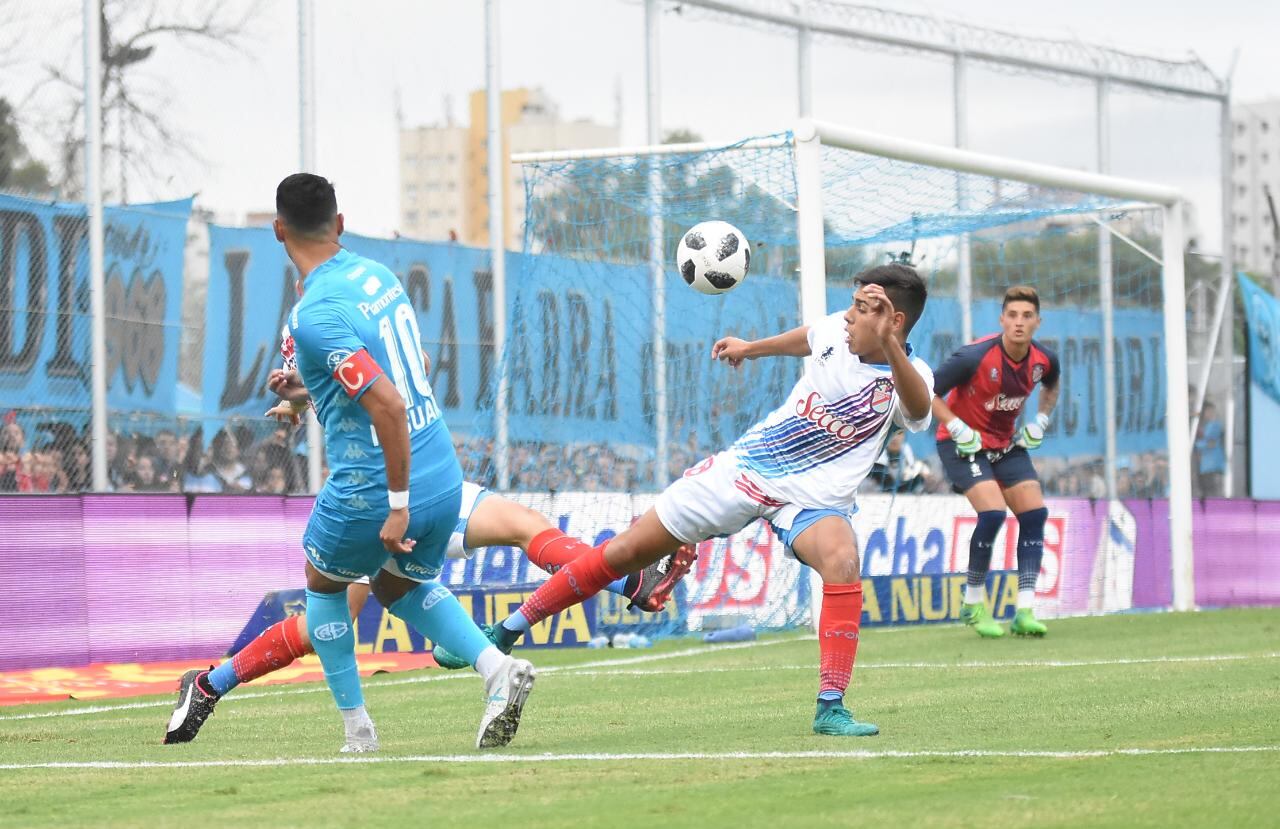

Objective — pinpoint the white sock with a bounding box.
[1017,589,1035,611]
[965,585,986,604]
[341,705,371,731]
[474,645,507,683]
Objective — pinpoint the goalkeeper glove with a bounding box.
[946,418,982,456]
[1018,412,1051,451]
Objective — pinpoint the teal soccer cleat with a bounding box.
[813,704,880,737]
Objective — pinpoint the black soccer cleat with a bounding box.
[164,668,221,744]
[626,544,697,612]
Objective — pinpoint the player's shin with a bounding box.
[965,510,1005,604]
[499,543,621,645]
[818,582,863,708]
[305,589,365,712]
[1015,507,1049,611]
[206,615,308,695]
[389,581,493,670]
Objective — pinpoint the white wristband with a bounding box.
[1034,412,1051,431]
[388,490,409,510]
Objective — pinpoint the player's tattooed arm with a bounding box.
[711,326,811,368]
[358,375,415,554]
[1038,380,1060,418]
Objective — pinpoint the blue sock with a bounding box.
[1016,507,1049,592]
[817,691,844,712]
[606,577,629,598]
[305,588,363,710]
[206,661,239,696]
[390,582,493,668]
[967,510,1006,588]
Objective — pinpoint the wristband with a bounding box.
[1034,412,1050,431]
[388,490,409,510]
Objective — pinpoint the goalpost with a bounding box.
[503,117,1193,633]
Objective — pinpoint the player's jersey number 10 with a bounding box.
[378,303,433,406]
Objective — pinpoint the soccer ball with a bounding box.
[676,221,751,295]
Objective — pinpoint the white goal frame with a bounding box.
[513,118,1195,613]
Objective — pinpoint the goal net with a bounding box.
[460,122,1190,640]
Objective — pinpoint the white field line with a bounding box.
[1,746,1277,772]
[565,652,1280,676]
[2,643,1273,724]
[0,637,806,723]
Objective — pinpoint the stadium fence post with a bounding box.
[84,0,109,492]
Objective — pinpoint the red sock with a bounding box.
[519,543,621,628]
[231,614,308,684]
[526,528,592,574]
[818,582,863,697]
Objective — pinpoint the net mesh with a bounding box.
[477,132,1168,636]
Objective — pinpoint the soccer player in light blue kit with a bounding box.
[176,173,534,753]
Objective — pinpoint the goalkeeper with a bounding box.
[931,285,1060,638]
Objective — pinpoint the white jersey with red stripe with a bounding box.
[728,311,934,511]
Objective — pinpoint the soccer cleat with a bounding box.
[626,544,698,612]
[433,623,509,671]
[1011,608,1048,637]
[164,668,220,744]
[812,704,879,737]
[476,656,537,749]
[960,602,1005,638]
[340,718,380,754]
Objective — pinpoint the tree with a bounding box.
[34,0,256,201]
[0,97,51,194]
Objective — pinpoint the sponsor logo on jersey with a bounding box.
[337,418,361,433]
[347,495,371,511]
[343,444,370,461]
[795,391,861,441]
[989,366,999,381]
[357,283,404,319]
[344,265,367,282]
[818,345,835,363]
[984,393,1027,413]
[362,275,383,296]
[313,622,349,642]
[869,378,894,414]
[347,470,369,486]
[1032,364,1044,383]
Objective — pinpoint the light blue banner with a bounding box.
[831,287,1167,459]
[1236,274,1280,497]
[0,194,190,415]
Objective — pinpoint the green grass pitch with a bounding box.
[1,608,1278,828]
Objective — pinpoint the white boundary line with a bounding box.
[567,652,1280,676]
[1,746,1276,771]
[2,643,1274,724]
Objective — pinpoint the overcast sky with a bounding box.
[5,0,1279,251]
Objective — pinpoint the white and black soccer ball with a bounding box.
[676,221,751,295]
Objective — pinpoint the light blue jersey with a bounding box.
[290,248,462,516]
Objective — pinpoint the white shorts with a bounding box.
[356,481,490,585]
[654,452,852,554]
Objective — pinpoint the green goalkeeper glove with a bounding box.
[1018,412,1051,451]
[946,418,983,456]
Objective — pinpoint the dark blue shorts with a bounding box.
[937,440,1039,493]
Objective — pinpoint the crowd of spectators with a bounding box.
[0,409,1175,499]
[0,412,308,495]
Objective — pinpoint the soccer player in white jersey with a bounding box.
[434,263,934,736]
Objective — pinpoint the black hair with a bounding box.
[854,262,928,333]
[276,173,337,235]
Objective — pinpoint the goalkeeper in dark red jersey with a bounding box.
[932,285,1060,638]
